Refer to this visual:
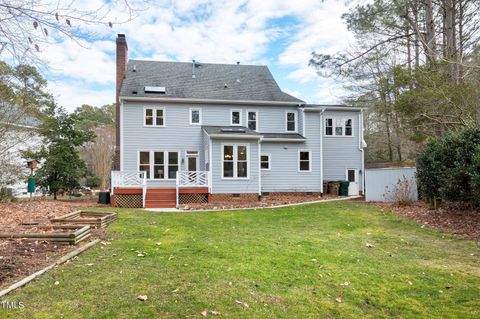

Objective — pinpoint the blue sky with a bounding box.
[38,0,358,111]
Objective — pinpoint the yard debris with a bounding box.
[155,242,162,246]
[201,310,208,317]
[137,295,148,301]
[137,253,145,257]
[366,243,375,248]
[335,296,343,303]
[172,287,179,293]
[340,281,350,286]
[311,258,318,263]
[235,300,249,309]
[54,280,59,285]
[210,310,221,316]
[408,281,413,285]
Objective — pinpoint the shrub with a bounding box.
[383,176,416,206]
[417,126,480,207]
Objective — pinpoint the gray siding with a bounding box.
[261,112,321,192]
[322,110,364,190]
[210,139,259,194]
[365,167,417,202]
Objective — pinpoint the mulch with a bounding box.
[0,200,107,289]
[181,194,338,210]
[368,201,480,241]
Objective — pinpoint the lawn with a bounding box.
[2,201,479,318]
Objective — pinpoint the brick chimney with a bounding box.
[114,34,128,170]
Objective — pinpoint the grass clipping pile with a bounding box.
[0,200,105,288]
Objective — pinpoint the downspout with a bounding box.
[320,109,324,193]
[209,139,213,194]
[359,110,365,193]
[258,139,262,196]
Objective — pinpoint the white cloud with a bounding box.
[35,0,360,110]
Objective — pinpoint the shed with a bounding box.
[365,167,417,202]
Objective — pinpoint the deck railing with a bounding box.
[175,171,210,208]
[111,171,147,208]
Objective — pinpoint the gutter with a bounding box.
[359,110,365,192]
[121,96,305,106]
[261,138,305,143]
[304,106,367,112]
[319,109,324,193]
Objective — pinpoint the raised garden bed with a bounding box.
[50,210,117,228]
[0,225,91,245]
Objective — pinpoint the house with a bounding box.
[111,34,366,208]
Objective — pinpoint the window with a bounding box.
[260,154,270,170]
[286,111,296,132]
[144,107,165,127]
[247,111,257,131]
[139,151,150,178]
[231,110,241,125]
[345,119,353,136]
[222,144,248,178]
[324,117,353,136]
[325,118,333,136]
[347,169,356,182]
[153,152,164,179]
[138,151,179,179]
[299,150,311,172]
[190,108,201,125]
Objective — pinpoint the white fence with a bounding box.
[365,167,417,202]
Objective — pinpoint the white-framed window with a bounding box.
[247,110,258,131]
[325,118,353,136]
[231,109,241,126]
[346,168,357,183]
[144,107,165,127]
[325,118,333,136]
[222,144,249,179]
[260,154,270,170]
[138,150,179,180]
[298,150,311,172]
[139,151,150,178]
[189,108,201,125]
[286,111,297,132]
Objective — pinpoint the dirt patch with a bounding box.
[0,200,108,289]
[181,194,339,210]
[369,201,480,240]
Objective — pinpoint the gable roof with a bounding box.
[120,60,304,104]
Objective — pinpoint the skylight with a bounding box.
[144,86,166,94]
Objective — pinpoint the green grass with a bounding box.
[2,201,479,318]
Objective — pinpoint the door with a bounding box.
[186,151,199,184]
[346,168,359,196]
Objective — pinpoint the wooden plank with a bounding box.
[113,188,142,194]
[179,187,209,194]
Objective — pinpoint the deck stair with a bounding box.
[145,188,176,208]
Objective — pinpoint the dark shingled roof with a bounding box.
[202,126,261,137]
[261,133,306,140]
[120,60,304,103]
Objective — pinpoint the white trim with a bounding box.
[298,149,312,173]
[319,110,324,193]
[209,139,213,193]
[246,109,258,131]
[121,96,305,106]
[143,106,165,127]
[324,117,354,137]
[137,150,180,180]
[302,108,306,136]
[359,110,365,192]
[303,106,366,112]
[230,109,242,126]
[261,138,305,142]
[260,153,271,170]
[285,110,298,133]
[120,101,124,171]
[221,143,250,180]
[185,150,199,171]
[189,107,202,125]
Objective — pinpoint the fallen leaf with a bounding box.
[235,300,249,309]
[201,310,208,317]
[137,253,145,257]
[366,243,374,248]
[54,281,59,285]
[210,310,221,316]
[335,296,343,303]
[137,295,148,301]
[172,288,179,293]
[156,242,162,245]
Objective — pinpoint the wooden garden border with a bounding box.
[0,239,100,297]
[50,210,117,228]
[0,225,91,245]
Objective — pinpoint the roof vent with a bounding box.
[224,83,228,88]
[144,86,166,94]
[132,65,136,72]
[132,90,138,94]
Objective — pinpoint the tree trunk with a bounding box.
[413,1,420,67]
[445,0,457,80]
[423,0,437,66]
[53,191,57,200]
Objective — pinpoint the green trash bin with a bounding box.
[339,181,349,196]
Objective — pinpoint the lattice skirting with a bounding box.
[113,194,143,208]
[179,193,208,204]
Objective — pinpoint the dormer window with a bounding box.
[286,111,297,132]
